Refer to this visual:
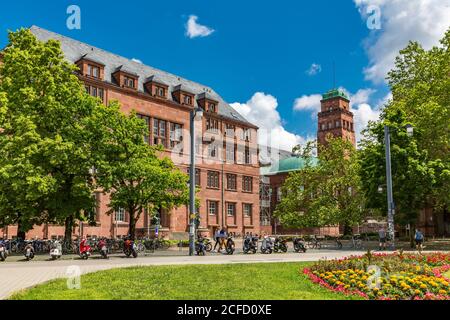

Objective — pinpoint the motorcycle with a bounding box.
[203,238,213,252]
[79,239,92,260]
[50,241,62,260]
[0,242,7,262]
[225,235,235,255]
[273,237,288,253]
[260,236,274,254]
[24,244,35,261]
[98,239,108,259]
[243,236,258,254]
[124,239,138,258]
[293,237,307,253]
[195,236,207,256]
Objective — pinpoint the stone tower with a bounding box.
[317,89,356,149]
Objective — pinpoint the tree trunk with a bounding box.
[64,215,74,242]
[16,214,26,240]
[128,207,136,240]
[409,222,416,248]
[343,223,353,236]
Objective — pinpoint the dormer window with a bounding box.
[144,76,168,99]
[87,64,100,78]
[76,55,105,80]
[155,86,165,97]
[124,76,135,89]
[112,66,139,91]
[208,103,217,113]
[184,95,192,105]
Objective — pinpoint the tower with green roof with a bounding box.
[317,88,356,150]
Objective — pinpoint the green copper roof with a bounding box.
[322,89,349,101]
[264,156,318,175]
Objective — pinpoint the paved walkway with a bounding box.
[0,250,367,300]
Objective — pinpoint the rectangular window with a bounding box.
[243,176,253,193]
[226,174,237,191]
[335,120,341,128]
[187,168,201,186]
[155,86,165,97]
[244,147,251,165]
[226,144,235,162]
[243,203,252,217]
[115,208,125,222]
[206,118,219,133]
[153,119,167,147]
[225,124,235,137]
[226,203,236,217]
[85,85,105,102]
[208,201,218,216]
[124,76,135,89]
[321,123,326,131]
[241,128,251,141]
[207,171,220,189]
[183,95,192,105]
[137,114,151,144]
[208,144,218,158]
[170,123,183,149]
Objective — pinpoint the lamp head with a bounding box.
[406,124,414,137]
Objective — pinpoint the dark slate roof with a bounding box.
[29,26,255,127]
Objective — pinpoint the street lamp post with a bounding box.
[189,107,203,256]
[383,124,414,249]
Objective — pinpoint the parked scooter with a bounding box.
[0,240,7,262]
[195,236,207,256]
[273,237,288,253]
[98,238,108,259]
[225,235,235,255]
[123,238,138,258]
[24,242,35,261]
[243,235,258,254]
[79,238,92,260]
[293,237,307,253]
[50,240,62,260]
[260,235,274,254]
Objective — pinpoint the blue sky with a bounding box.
[1,0,449,150]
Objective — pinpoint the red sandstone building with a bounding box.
[1,26,261,240]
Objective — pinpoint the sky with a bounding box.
[1,0,449,151]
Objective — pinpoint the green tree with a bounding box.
[88,103,190,240]
[359,28,450,242]
[275,137,365,234]
[0,29,100,240]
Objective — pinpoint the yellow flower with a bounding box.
[415,290,421,295]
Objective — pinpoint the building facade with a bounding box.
[1,26,260,240]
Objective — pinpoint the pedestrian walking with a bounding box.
[378,227,387,251]
[415,229,424,253]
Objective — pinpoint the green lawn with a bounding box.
[11,263,360,300]
[444,271,450,279]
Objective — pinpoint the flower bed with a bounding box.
[304,252,450,300]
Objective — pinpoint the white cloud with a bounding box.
[231,93,312,152]
[293,94,322,114]
[354,0,450,83]
[131,58,142,64]
[306,63,322,76]
[185,15,215,39]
